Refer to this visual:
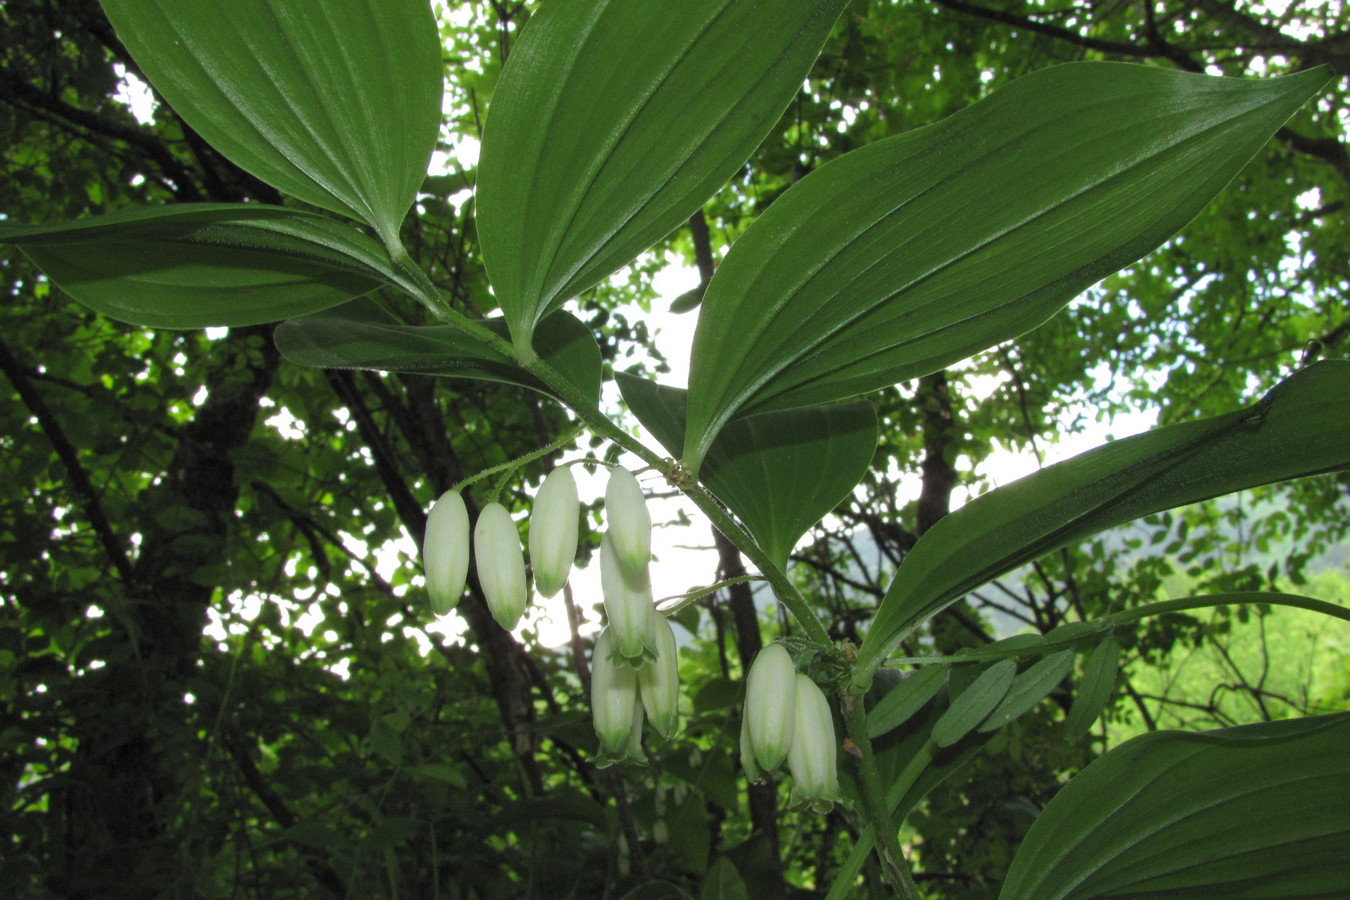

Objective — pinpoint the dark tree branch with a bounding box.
[0,69,204,202]
[0,335,136,584]
[931,0,1201,70]
[915,371,957,536]
[1190,0,1350,75]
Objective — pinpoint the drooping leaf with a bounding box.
[1000,713,1350,899]
[978,649,1074,733]
[931,659,1015,748]
[100,0,442,247]
[616,373,876,570]
[1063,635,1120,740]
[855,360,1350,681]
[276,299,603,404]
[700,856,749,900]
[1,204,400,327]
[476,0,848,353]
[682,63,1329,469]
[867,664,948,740]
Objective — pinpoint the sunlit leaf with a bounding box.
[100,0,442,247]
[476,0,848,353]
[856,360,1350,681]
[1,204,397,327]
[617,373,876,570]
[683,63,1329,469]
[1000,713,1350,898]
[276,300,603,404]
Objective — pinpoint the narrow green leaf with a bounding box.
[953,633,1047,663]
[856,360,1350,681]
[1000,713,1350,899]
[1063,636,1120,740]
[867,665,948,740]
[683,63,1329,468]
[276,300,603,404]
[979,649,1074,733]
[476,0,848,352]
[1,204,396,327]
[932,659,1016,748]
[100,0,442,247]
[616,373,876,570]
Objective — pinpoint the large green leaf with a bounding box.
[854,360,1350,680]
[616,373,875,570]
[275,300,603,404]
[100,0,442,248]
[682,63,1329,469]
[1,204,399,327]
[476,0,848,354]
[1000,713,1350,899]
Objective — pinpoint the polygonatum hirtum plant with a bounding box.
[3,0,1349,895]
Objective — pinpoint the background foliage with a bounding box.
[2,0,1346,897]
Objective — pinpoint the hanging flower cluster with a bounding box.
[593,467,678,764]
[422,466,679,764]
[741,644,842,812]
[421,466,580,631]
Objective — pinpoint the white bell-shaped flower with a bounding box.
[787,673,842,812]
[423,489,469,615]
[592,628,640,755]
[744,643,797,773]
[600,532,658,664]
[604,467,651,580]
[638,614,679,739]
[474,501,529,630]
[529,466,579,598]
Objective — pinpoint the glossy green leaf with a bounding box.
[856,360,1350,681]
[1000,713,1350,899]
[932,659,1015,748]
[276,300,603,404]
[979,649,1074,733]
[867,665,948,740]
[1,204,397,327]
[682,63,1329,469]
[1063,636,1120,740]
[616,373,876,570]
[476,0,848,353]
[100,0,442,247]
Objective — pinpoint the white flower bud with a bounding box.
[600,532,658,664]
[423,490,469,615]
[745,643,796,773]
[605,467,651,579]
[529,466,579,598]
[638,614,679,740]
[592,628,639,755]
[474,502,529,630]
[787,673,842,812]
